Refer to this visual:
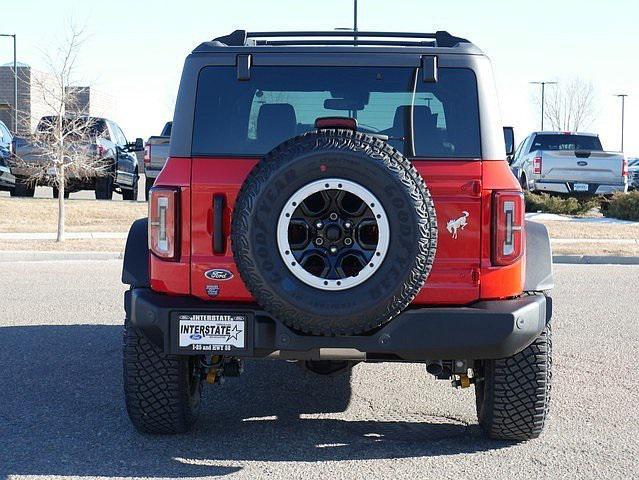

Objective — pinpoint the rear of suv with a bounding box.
[122,30,554,441]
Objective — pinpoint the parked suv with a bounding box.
[122,30,554,441]
[11,116,142,199]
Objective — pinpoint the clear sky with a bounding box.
[2,0,638,156]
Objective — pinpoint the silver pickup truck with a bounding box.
[143,121,171,200]
[510,131,627,195]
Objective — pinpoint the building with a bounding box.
[65,86,115,118]
[0,62,115,135]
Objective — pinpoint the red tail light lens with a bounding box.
[533,156,542,174]
[492,191,524,266]
[97,144,105,157]
[622,157,628,177]
[149,187,180,260]
[144,144,151,165]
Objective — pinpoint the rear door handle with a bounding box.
[213,194,225,254]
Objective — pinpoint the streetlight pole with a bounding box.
[530,81,557,130]
[0,34,17,135]
[353,0,358,42]
[615,94,628,152]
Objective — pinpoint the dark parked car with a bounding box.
[11,116,143,200]
[0,120,16,191]
[628,158,639,190]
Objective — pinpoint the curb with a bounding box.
[0,251,123,262]
[553,255,639,265]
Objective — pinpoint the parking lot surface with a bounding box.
[0,262,637,479]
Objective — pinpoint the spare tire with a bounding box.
[231,130,437,335]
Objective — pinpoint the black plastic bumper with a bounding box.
[125,288,551,362]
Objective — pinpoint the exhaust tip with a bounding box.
[426,361,443,376]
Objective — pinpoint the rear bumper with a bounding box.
[533,179,627,195]
[126,288,551,362]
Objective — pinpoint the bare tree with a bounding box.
[534,78,596,132]
[12,26,109,241]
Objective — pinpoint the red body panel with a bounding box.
[150,156,525,305]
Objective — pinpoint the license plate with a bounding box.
[177,313,246,352]
[573,183,589,192]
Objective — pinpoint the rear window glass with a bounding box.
[192,66,480,158]
[37,116,107,140]
[530,134,603,152]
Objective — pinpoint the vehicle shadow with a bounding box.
[0,325,508,479]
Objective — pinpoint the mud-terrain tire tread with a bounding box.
[231,129,437,335]
[123,318,201,434]
[476,314,552,441]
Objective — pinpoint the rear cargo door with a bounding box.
[412,160,482,304]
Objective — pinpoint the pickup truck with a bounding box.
[143,121,171,200]
[10,115,143,200]
[510,131,628,195]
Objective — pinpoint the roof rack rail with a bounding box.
[211,30,470,48]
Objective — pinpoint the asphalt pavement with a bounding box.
[0,262,637,479]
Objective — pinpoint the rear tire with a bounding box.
[95,173,114,200]
[10,179,35,198]
[52,187,69,199]
[145,177,154,201]
[475,321,552,441]
[123,317,203,434]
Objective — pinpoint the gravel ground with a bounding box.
[1,261,638,479]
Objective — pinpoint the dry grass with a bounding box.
[0,198,146,233]
[0,238,126,252]
[540,220,639,239]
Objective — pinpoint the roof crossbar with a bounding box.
[212,30,470,48]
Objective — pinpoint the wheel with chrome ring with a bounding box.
[232,129,438,336]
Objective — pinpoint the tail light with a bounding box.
[144,144,151,166]
[622,157,628,177]
[149,187,180,260]
[97,144,105,157]
[492,191,524,266]
[533,156,542,174]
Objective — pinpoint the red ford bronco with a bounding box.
[122,30,553,441]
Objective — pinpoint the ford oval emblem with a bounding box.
[577,161,588,166]
[190,334,202,340]
[204,269,234,281]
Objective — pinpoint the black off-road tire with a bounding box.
[10,179,35,197]
[122,173,139,201]
[145,176,154,201]
[95,173,114,200]
[123,317,203,434]
[232,129,437,336]
[475,321,552,441]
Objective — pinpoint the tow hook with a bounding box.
[452,373,474,389]
[201,356,244,384]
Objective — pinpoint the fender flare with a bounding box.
[524,220,554,292]
[122,218,149,288]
